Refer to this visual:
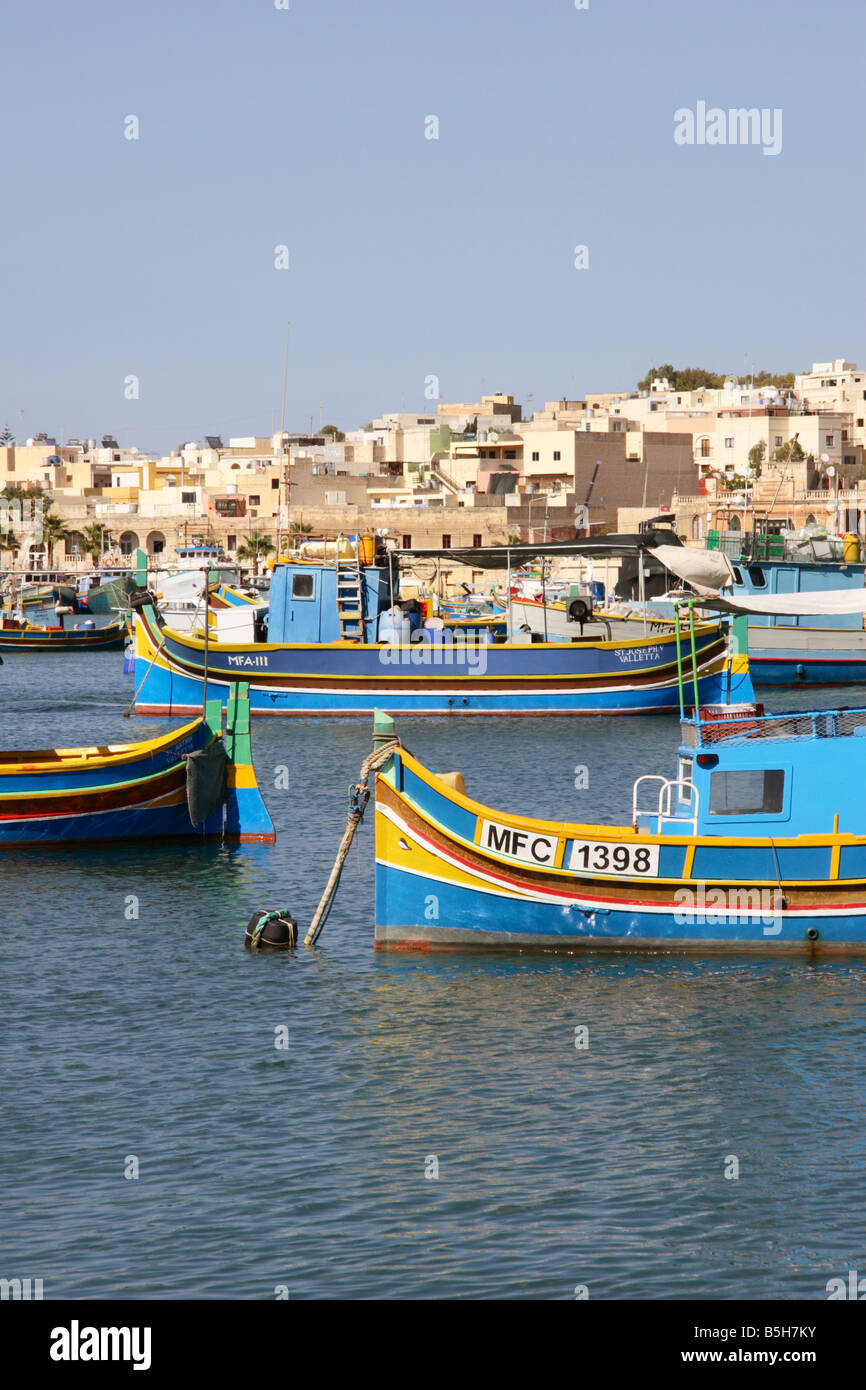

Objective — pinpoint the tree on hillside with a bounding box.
[638,365,794,393]
[741,371,795,389]
[637,365,725,392]
[0,424,14,447]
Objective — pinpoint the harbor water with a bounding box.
[2,653,866,1299]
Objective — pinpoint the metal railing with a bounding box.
[683,706,866,747]
[632,775,699,835]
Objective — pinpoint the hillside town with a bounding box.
[1,357,864,570]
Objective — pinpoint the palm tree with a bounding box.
[80,523,112,567]
[1,527,19,560]
[41,509,68,566]
[237,529,275,577]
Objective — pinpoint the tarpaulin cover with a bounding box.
[648,545,735,597]
[702,588,866,618]
[186,742,227,826]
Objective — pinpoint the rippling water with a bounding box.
[2,652,866,1299]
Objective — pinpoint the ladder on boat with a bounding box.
[336,551,364,641]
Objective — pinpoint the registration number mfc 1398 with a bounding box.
[568,839,659,877]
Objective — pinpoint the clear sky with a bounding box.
[1,0,863,452]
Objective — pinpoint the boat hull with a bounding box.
[748,626,866,685]
[133,606,753,716]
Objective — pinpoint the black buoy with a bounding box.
[244,910,298,951]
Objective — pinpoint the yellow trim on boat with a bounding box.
[0,716,207,775]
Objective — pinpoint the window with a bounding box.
[441,534,451,548]
[731,566,743,584]
[292,574,314,598]
[825,436,834,446]
[472,534,482,547]
[181,491,196,503]
[249,494,260,505]
[227,535,237,549]
[747,565,766,588]
[677,756,693,790]
[700,439,710,458]
[402,534,412,549]
[775,436,783,447]
[857,419,864,428]
[531,451,540,461]
[724,438,734,448]
[709,769,785,816]
[553,450,561,461]
[842,430,849,441]
[271,477,280,489]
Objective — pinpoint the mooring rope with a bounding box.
[305,736,401,947]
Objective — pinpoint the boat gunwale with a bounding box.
[0,714,209,775]
[379,744,866,859]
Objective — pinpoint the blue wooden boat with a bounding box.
[373,693,866,952]
[131,547,755,718]
[723,557,866,685]
[0,684,274,846]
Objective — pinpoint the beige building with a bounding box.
[795,360,866,447]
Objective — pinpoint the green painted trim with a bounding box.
[225,682,252,766]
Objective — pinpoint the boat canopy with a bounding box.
[397,530,683,569]
[645,543,866,616]
[703,588,866,618]
[647,545,735,596]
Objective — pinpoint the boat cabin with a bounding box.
[266,557,397,643]
[727,558,866,630]
[633,705,866,841]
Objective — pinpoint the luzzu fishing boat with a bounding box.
[131,543,755,717]
[372,692,866,953]
[0,684,274,846]
[0,615,128,651]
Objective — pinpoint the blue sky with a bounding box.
[1,0,863,451]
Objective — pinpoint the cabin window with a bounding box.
[677,757,693,801]
[747,565,766,588]
[731,566,743,584]
[292,574,314,598]
[709,769,785,816]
